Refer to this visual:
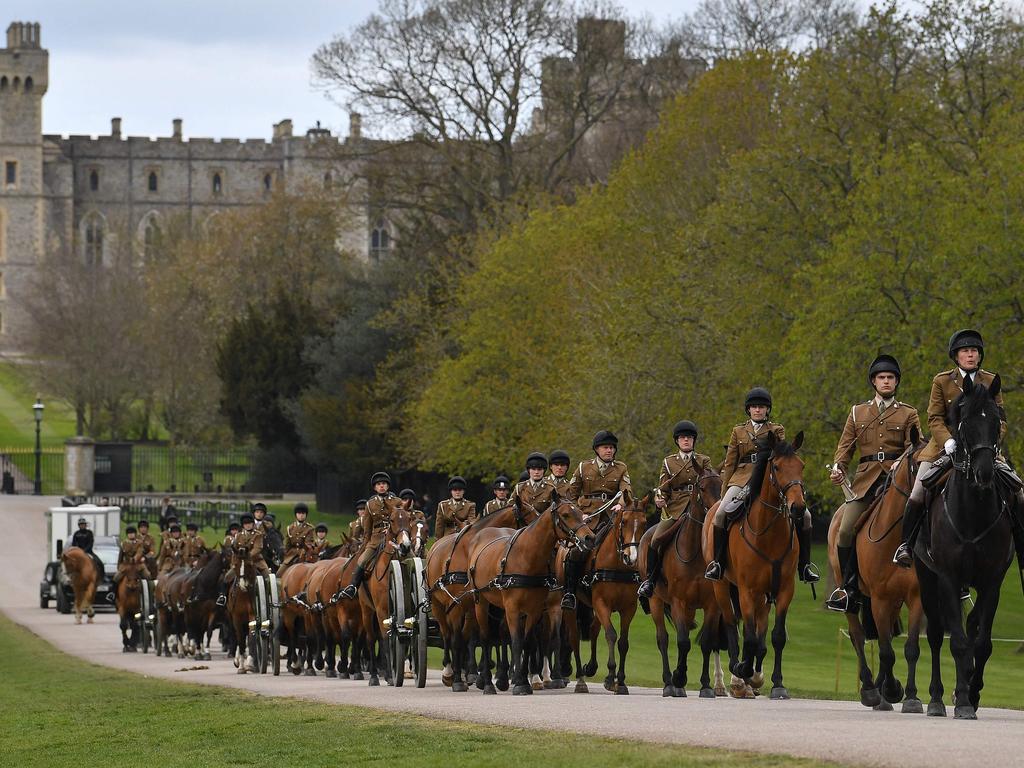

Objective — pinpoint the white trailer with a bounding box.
[46,505,121,561]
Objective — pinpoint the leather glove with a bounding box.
[944,438,957,456]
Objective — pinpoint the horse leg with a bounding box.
[873,598,902,708]
[714,651,727,696]
[697,613,715,698]
[450,615,469,693]
[507,603,530,696]
[900,594,924,712]
[768,603,790,699]
[846,612,880,707]
[967,583,1000,714]
[615,603,636,694]
[920,573,947,717]
[565,605,587,693]
[736,589,758,682]
[592,597,618,693]
[651,598,674,696]
[496,622,511,692]
[120,614,129,651]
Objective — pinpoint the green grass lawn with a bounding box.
[0,614,832,768]
[0,362,78,448]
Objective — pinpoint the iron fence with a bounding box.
[0,448,64,494]
[131,446,258,493]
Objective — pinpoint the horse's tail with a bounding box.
[695,613,729,652]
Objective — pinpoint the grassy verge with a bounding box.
[0,614,832,768]
[0,361,78,448]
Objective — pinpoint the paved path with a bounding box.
[3,495,1020,768]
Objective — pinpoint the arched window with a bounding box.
[148,171,158,192]
[263,173,272,192]
[212,173,222,195]
[89,170,99,192]
[11,77,20,92]
[0,76,8,92]
[24,76,33,93]
[370,219,391,260]
[142,215,162,261]
[82,213,105,267]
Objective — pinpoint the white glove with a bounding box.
[944,438,957,456]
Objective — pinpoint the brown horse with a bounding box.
[702,431,806,699]
[827,440,926,713]
[116,561,144,650]
[327,555,368,680]
[61,546,99,624]
[279,561,321,675]
[427,501,539,692]
[641,469,727,697]
[183,549,227,661]
[470,499,595,695]
[564,499,647,694]
[359,503,414,685]
[301,545,348,677]
[227,546,260,673]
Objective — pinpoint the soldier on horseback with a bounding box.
[547,450,571,492]
[252,502,274,535]
[157,523,187,574]
[638,420,715,599]
[279,502,315,574]
[350,500,367,547]
[706,388,819,584]
[216,513,270,605]
[399,488,426,526]
[434,477,478,539]
[222,522,240,549]
[562,431,632,610]
[510,452,558,513]
[482,476,512,516]
[183,522,208,568]
[112,526,144,587]
[313,524,330,557]
[893,329,1024,573]
[70,517,94,553]
[339,472,403,600]
[825,355,920,612]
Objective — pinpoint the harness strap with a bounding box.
[585,568,640,586]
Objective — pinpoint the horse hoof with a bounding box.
[750,671,764,689]
[352,672,364,681]
[237,667,247,675]
[714,685,727,697]
[901,697,924,714]
[927,701,947,717]
[583,661,598,677]
[466,673,479,686]
[451,681,468,693]
[368,676,380,687]
[769,686,790,700]
[543,680,557,689]
[730,680,755,699]
[860,687,882,708]
[442,672,454,687]
[87,617,94,624]
[553,679,567,689]
[574,681,589,694]
[884,680,905,704]
[339,672,350,680]
[496,677,510,692]
[532,679,544,691]
[615,685,629,695]
[314,659,325,671]
[873,699,894,711]
[603,677,615,692]
[75,617,82,625]
[954,705,977,720]
[303,668,317,676]
[483,684,497,695]
[662,684,674,698]
[512,684,533,696]
[127,646,138,653]
[699,687,715,699]
[325,669,337,678]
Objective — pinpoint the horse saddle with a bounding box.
[920,454,953,490]
[996,462,1023,493]
[90,553,106,581]
[722,487,751,523]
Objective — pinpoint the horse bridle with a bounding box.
[551,503,591,550]
[614,506,642,566]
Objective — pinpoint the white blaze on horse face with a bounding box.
[623,519,641,566]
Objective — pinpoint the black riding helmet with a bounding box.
[948,329,984,364]
[519,470,530,481]
[867,354,901,386]
[399,488,417,501]
[744,387,772,415]
[126,526,137,534]
[672,420,698,441]
[370,471,392,488]
[548,449,570,466]
[592,430,618,451]
[186,522,198,531]
[294,502,309,516]
[448,476,467,491]
[169,523,182,532]
[240,514,254,525]
[525,452,548,470]
[493,475,511,490]
[252,502,267,514]
[315,523,328,533]
[355,498,367,510]
[138,519,150,528]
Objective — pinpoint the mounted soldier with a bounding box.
[510,452,559,514]
[562,430,632,610]
[137,519,157,578]
[279,502,315,576]
[434,476,478,539]
[349,499,367,546]
[183,522,208,568]
[157,523,187,574]
[112,526,144,587]
[70,517,94,553]
[216,513,269,606]
[400,488,428,556]
[825,356,921,612]
[893,329,1024,573]
[312,524,330,557]
[252,502,274,536]
[638,420,715,599]
[222,522,240,549]
[705,388,819,585]
[547,450,571,493]
[482,476,512,517]
[339,472,404,600]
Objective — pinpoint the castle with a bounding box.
[0,21,375,352]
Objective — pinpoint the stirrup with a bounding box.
[339,585,358,600]
[637,579,655,599]
[824,587,850,613]
[800,563,820,583]
[960,587,971,602]
[704,561,723,582]
[105,592,116,604]
[215,595,227,606]
[892,542,913,569]
[560,592,577,610]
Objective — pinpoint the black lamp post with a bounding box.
[33,399,44,495]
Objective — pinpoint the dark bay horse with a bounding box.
[702,431,807,699]
[640,469,726,697]
[184,549,227,661]
[116,561,144,650]
[826,438,926,713]
[915,375,1014,719]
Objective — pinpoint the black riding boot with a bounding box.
[705,526,727,581]
[797,526,820,583]
[339,565,365,600]
[894,498,926,568]
[825,545,859,612]
[637,543,662,599]
[561,558,580,610]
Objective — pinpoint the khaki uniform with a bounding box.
[230,528,270,576]
[356,493,403,568]
[482,497,510,517]
[157,536,187,574]
[547,473,571,494]
[715,421,786,527]
[920,368,1006,463]
[658,452,715,520]
[833,399,921,547]
[138,532,157,578]
[348,517,364,545]
[283,520,316,565]
[565,458,632,518]
[312,535,330,557]
[434,498,478,540]
[510,478,559,514]
[183,533,208,566]
[114,538,144,583]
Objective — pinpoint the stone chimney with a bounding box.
[273,119,293,140]
[111,117,122,139]
[172,118,182,140]
[6,22,41,49]
[349,112,362,141]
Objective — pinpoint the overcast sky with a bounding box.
[5,0,701,141]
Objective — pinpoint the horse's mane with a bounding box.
[772,439,799,458]
[320,543,345,560]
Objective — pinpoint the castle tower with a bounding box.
[0,22,48,348]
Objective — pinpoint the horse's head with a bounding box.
[388,502,413,558]
[767,430,806,516]
[952,374,1002,488]
[121,562,143,594]
[697,468,722,515]
[551,499,596,552]
[615,499,647,567]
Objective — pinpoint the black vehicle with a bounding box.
[39,535,119,613]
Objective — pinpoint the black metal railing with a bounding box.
[0,448,64,494]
